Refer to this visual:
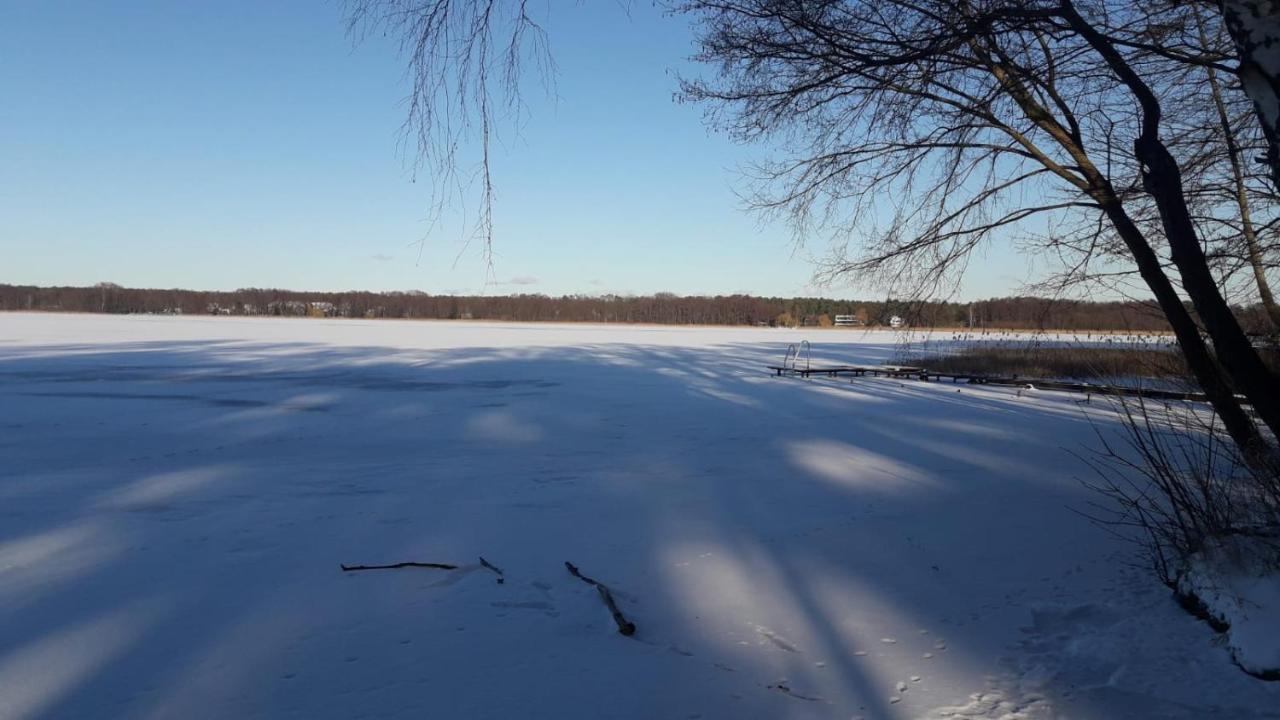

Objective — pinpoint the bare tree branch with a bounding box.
[346,0,553,265]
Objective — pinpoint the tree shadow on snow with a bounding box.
[0,333,1274,719]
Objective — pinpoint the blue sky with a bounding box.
[1,1,1034,299]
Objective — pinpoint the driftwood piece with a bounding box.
[479,556,505,583]
[565,561,636,636]
[340,561,458,572]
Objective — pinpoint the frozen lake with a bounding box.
[0,313,1275,719]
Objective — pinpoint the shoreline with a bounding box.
[0,310,1176,336]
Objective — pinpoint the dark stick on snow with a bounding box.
[565,561,636,636]
[479,556,505,583]
[340,561,458,572]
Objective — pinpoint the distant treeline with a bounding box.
[2,282,1273,332]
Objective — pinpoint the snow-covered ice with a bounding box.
[1,313,1277,719]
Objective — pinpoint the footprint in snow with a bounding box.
[766,682,822,702]
[755,626,800,653]
[491,600,558,617]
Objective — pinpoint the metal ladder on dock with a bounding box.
[781,340,811,375]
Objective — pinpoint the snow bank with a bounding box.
[1177,535,1280,679]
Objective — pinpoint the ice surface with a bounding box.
[0,313,1276,719]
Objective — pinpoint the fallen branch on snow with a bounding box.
[479,556,505,583]
[565,561,636,636]
[340,561,458,572]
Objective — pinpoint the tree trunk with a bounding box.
[1241,209,1280,333]
[1199,7,1280,332]
[1220,0,1280,193]
[1135,138,1280,441]
[1098,195,1269,457]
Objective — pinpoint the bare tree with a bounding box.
[345,0,553,261]
[678,0,1278,460]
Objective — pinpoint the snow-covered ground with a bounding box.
[1,313,1276,719]
[1178,536,1280,680]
